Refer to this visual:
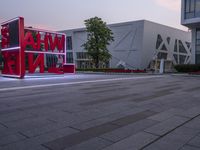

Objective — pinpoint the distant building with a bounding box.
[181,0,200,64]
[62,20,191,70]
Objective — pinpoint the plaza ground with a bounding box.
[0,73,200,150]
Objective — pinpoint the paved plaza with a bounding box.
[0,73,200,150]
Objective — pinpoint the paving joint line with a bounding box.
[140,113,200,150]
[18,131,30,139]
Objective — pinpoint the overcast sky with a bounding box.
[0,0,188,31]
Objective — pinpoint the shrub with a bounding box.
[76,68,146,73]
[174,64,200,73]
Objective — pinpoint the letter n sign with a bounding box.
[1,17,25,78]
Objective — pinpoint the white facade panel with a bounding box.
[107,21,144,69]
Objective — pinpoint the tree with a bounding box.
[83,17,114,68]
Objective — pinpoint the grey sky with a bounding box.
[0,0,187,31]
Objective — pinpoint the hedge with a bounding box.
[76,68,146,73]
[174,64,200,73]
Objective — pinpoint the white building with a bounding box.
[181,0,200,64]
[61,20,191,70]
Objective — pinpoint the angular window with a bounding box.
[66,36,72,50]
[185,42,191,49]
[179,40,187,53]
[66,52,74,63]
[157,52,167,59]
[167,37,171,44]
[174,39,178,52]
[173,54,178,63]
[156,34,163,49]
[161,44,168,51]
[179,55,187,64]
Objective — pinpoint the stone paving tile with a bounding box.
[0,133,27,147]
[188,135,200,148]
[143,126,200,150]
[163,127,199,143]
[182,106,200,118]
[110,110,156,126]
[143,137,185,150]
[180,145,200,150]
[100,119,158,142]
[101,132,158,150]
[0,127,78,150]
[131,91,173,103]
[71,107,145,130]
[43,123,119,150]
[20,122,70,138]
[0,127,18,138]
[176,103,200,113]
[0,123,7,130]
[136,103,172,113]
[21,106,59,116]
[65,137,113,150]
[80,93,139,106]
[0,110,35,123]
[43,110,156,150]
[184,116,200,130]
[148,108,184,122]
[1,144,48,150]
[145,116,189,136]
[3,116,53,130]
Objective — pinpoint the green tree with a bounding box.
[83,17,114,68]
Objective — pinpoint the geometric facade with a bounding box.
[61,20,191,70]
[156,34,191,65]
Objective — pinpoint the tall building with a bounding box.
[63,20,191,70]
[181,0,200,64]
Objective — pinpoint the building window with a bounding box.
[196,0,200,16]
[76,52,90,59]
[156,34,163,49]
[66,52,74,63]
[196,54,200,64]
[161,44,167,51]
[174,39,178,52]
[157,52,168,59]
[66,36,72,50]
[167,37,171,44]
[186,42,191,49]
[185,0,195,19]
[196,29,200,64]
[173,54,178,64]
[179,40,187,53]
[180,55,187,64]
[185,0,200,19]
